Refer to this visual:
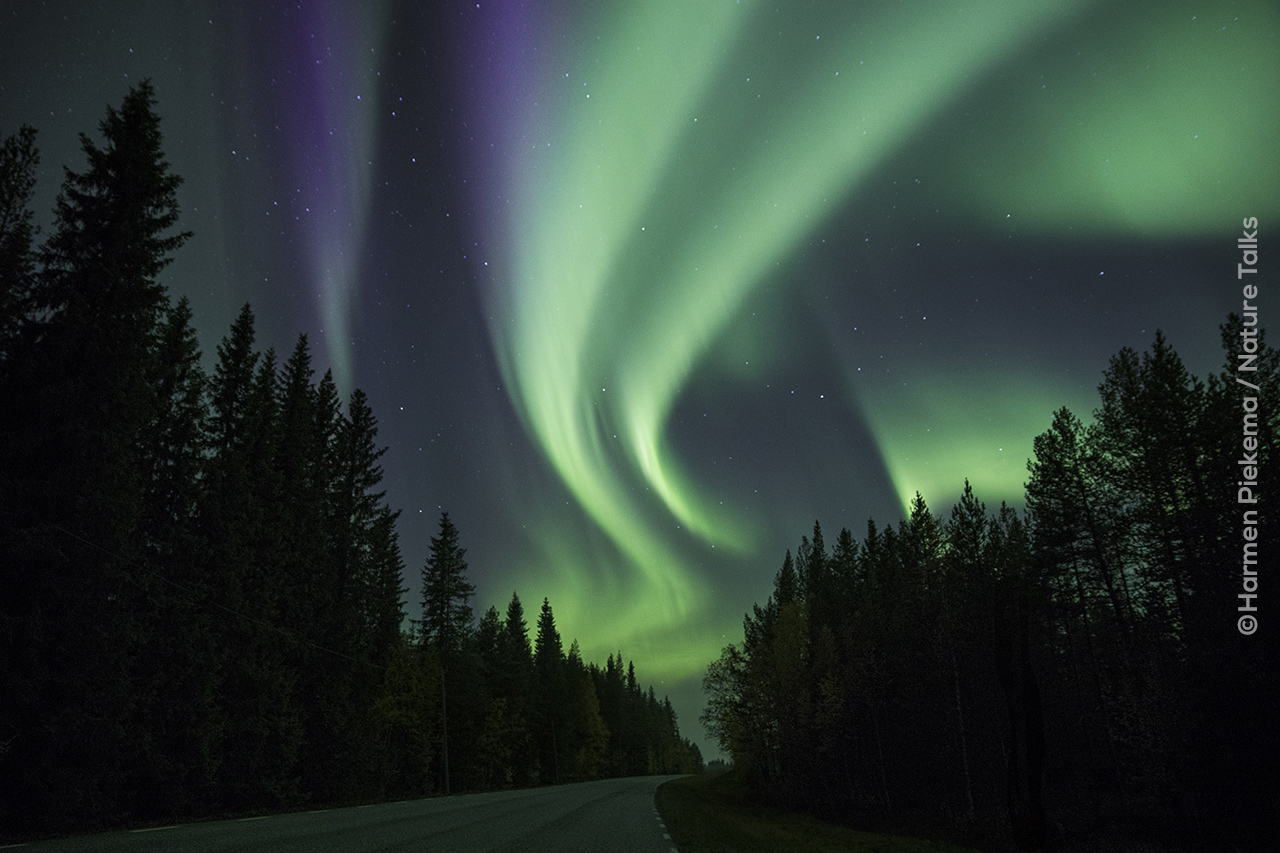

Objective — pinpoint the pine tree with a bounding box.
[477,606,503,673]
[470,606,514,789]
[273,336,346,797]
[562,640,609,780]
[0,124,39,363]
[363,506,407,659]
[142,297,207,543]
[336,387,404,663]
[534,598,566,782]
[800,520,828,602]
[202,326,303,809]
[497,591,537,785]
[275,336,330,634]
[420,512,475,657]
[131,295,220,815]
[0,81,191,830]
[830,526,859,605]
[208,304,259,453]
[0,132,42,748]
[419,512,475,794]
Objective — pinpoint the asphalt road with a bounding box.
[6,776,685,853]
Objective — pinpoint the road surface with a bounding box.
[5,775,684,853]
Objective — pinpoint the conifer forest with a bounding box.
[702,324,1279,848]
[0,84,699,839]
[2,75,1277,853]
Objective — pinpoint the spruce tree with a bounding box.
[273,335,341,796]
[420,512,475,657]
[0,124,39,363]
[498,591,537,785]
[0,133,42,732]
[534,598,566,782]
[0,81,191,830]
[339,388,404,664]
[419,512,475,793]
[566,642,608,780]
[203,329,303,809]
[208,304,260,454]
[132,295,220,815]
[477,606,504,673]
[364,506,407,659]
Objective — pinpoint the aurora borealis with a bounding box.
[3,0,1277,756]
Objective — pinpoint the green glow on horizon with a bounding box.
[855,371,1098,516]
[497,516,728,681]
[482,0,1279,681]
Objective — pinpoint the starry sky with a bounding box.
[3,0,1277,758]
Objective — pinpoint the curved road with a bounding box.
[7,776,684,853]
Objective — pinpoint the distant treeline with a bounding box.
[703,322,1278,850]
[0,82,697,838]
[419,513,703,797]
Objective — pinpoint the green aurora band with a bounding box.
[485,0,1279,678]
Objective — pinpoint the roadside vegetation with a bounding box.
[656,770,987,853]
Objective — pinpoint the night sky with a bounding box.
[3,0,1276,758]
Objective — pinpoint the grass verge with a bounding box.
[655,771,989,853]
